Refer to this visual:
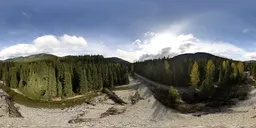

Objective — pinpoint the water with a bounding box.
[0,84,98,108]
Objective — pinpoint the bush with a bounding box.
[168,86,181,103]
[236,89,248,100]
[253,81,256,88]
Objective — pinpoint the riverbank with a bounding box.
[11,88,95,102]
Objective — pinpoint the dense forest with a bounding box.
[0,55,130,100]
[1,52,256,105]
[134,53,250,102]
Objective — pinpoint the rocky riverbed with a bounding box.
[1,79,256,127]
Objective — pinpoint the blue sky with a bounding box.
[0,0,256,61]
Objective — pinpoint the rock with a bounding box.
[100,106,127,118]
[192,113,202,117]
[251,115,256,118]
[0,99,8,117]
[68,118,95,124]
[90,95,107,104]
[85,101,96,106]
[130,90,143,105]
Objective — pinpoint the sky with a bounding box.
[1,0,256,62]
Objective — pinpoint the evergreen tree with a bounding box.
[237,62,245,81]
[164,60,169,72]
[97,65,103,91]
[86,68,92,91]
[200,60,215,98]
[108,66,114,88]
[205,60,215,86]
[231,62,238,80]
[48,66,57,98]
[218,65,223,84]
[10,67,18,88]
[63,69,73,97]
[79,67,88,94]
[104,65,109,87]
[163,60,170,84]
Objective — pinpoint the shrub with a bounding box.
[168,86,181,103]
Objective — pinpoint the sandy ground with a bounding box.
[1,79,256,128]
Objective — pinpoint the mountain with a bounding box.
[5,53,58,62]
[105,57,130,64]
[171,52,229,61]
[4,53,130,64]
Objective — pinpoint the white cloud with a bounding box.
[242,28,256,33]
[116,32,247,62]
[0,34,91,60]
[144,31,155,37]
[1,32,255,63]
[132,39,141,46]
[60,34,87,47]
[244,52,256,60]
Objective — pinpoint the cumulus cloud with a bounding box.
[116,32,247,62]
[0,34,89,59]
[1,32,255,63]
[244,52,256,60]
[139,47,178,61]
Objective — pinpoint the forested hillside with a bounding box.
[134,52,248,102]
[0,55,130,100]
[5,53,58,62]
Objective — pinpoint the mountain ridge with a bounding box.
[4,53,130,64]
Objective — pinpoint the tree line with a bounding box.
[0,55,129,100]
[134,53,247,101]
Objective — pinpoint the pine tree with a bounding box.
[48,66,57,98]
[108,66,114,88]
[113,66,118,85]
[57,80,63,97]
[10,67,18,88]
[218,65,223,84]
[237,62,245,81]
[104,65,109,88]
[231,62,238,80]
[164,60,169,72]
[63,68,73,97]
[130,64,134,76]
[97,65,103,90]
[200,60,215,98]
[86,67,92,91]
[163,60,170,84]
[205,60,215,86]
[190,61,200,88]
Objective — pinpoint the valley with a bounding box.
[0,53,255,127]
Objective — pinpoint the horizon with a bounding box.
[4,52,244,63]
[1,0,256,62]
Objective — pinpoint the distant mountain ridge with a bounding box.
[172,52,228,61]
[5,53,58,62]
[4,53,130,64]
[4,52,249,64]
